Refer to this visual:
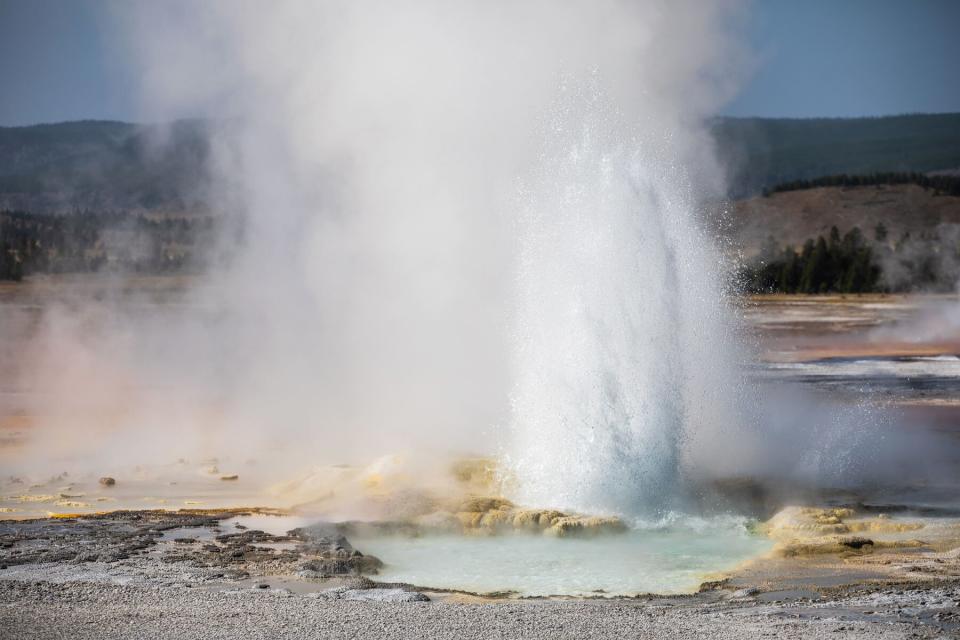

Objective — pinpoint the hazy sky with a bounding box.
[1,0,959,126]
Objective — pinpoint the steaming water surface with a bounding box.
[355,523,770,596]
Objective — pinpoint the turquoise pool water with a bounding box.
[355,519,770,596]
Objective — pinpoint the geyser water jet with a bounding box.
[505,81,746,518]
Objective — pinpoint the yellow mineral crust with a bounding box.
[268,456,624,537]
[761,505,930,558]
[457,497,515,512]
[544,515,628,537]
[774,538,925,557]
[512,509,566,532]
[446,497,626,537]
[845,520,925,534]
[449,458,499,493]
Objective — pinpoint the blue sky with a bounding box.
[724,0,960,118]
[1,0,959,126]
[0,1,137,126]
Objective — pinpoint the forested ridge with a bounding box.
[3,114,960,289]
[765,171,960,197]
[714,112,960,197]
[0,209,216,281]
[742,226,882,294]
[741,222,960,294]
[2,113,958,212]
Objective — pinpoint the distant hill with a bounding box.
[0,120,211,213]
[4,117,960,289]
[1,113,959,212]
[714,113,960,197]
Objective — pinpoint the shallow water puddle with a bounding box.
[225,514,317,535]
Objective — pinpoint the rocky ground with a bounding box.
[2,509,960,639]
[4,579,960,640]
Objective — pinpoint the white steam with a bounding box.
[16,1,894,518]
[105,1,745,474]
[8,1,952,519]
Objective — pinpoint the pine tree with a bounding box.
[874,222,888,243]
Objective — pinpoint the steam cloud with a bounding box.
[14,1,947,518]
[21,0,742,472]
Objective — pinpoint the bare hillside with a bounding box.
[730,184,960,258]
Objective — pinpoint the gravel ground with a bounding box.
[2,510,959,639]
[3,579,956,640]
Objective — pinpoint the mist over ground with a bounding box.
[3,0,956,520]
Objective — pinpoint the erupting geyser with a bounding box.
[9,1,752,520]
[506,82,745,518]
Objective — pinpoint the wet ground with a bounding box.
[744,294,960,384]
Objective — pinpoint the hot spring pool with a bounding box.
[354,520,771,596]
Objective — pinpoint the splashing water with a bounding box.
[506,82,744,518]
